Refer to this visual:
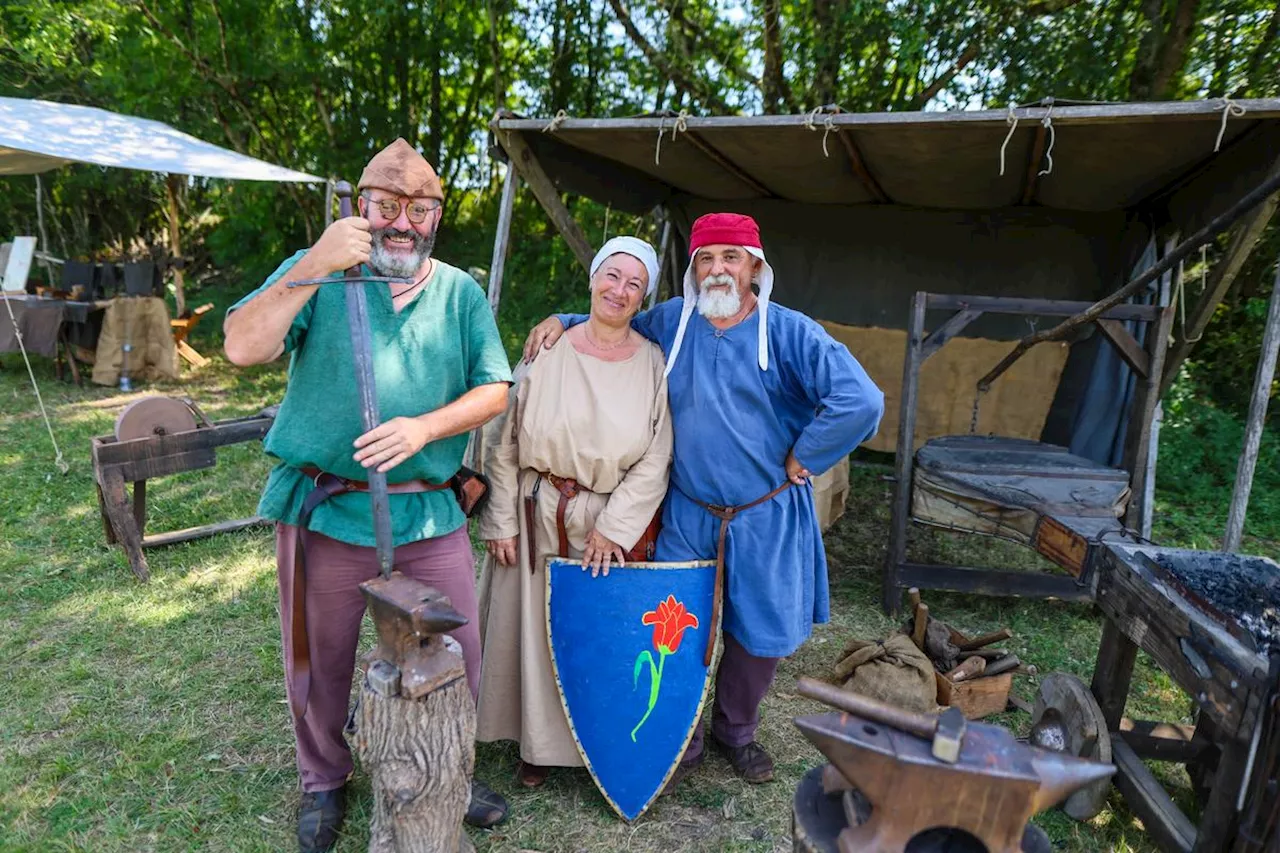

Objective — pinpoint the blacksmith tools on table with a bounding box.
[322,181,467,699]
[795,676,1115,853]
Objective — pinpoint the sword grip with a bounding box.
[336,180,394,576]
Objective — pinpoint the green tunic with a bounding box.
[229,250,513,546]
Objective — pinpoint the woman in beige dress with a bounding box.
[476,236,673,788]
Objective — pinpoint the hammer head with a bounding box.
[932,706,966,763]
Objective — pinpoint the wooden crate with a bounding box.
[936,670,1012,720]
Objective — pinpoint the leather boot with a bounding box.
[297,785,346,853]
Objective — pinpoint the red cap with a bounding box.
[689,213,761,256]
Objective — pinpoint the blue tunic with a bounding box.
[559,300,884,657]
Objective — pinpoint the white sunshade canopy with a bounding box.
[0,97,322,182]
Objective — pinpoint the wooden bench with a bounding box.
[171,302,214,367]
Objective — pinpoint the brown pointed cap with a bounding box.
[357,138,443,200]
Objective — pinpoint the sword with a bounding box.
[335,180,394,578]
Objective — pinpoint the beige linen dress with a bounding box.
[475,336,673,766]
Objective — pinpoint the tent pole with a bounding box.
[33,174,54,285]
[166,174,186,317]
[323,179,335,229]
[1223,256,1280,552]
[1140,233,1179,540]
[650,208,672,310]
[487,163,519,317]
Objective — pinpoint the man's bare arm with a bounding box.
[223,217,373,366]
[353,382,511,473]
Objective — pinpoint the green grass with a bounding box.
[1,343,1275,852]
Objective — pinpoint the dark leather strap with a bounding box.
[684,481,794,667]
[287,467,453,719]
[540,473,585,560]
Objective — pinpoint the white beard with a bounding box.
[368,226,435,279]
[696,274,742,319]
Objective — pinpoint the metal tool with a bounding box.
[331,180,395,579]
[795,675,1116,853]
[798,676,967,763]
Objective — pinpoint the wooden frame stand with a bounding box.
[883,292,1172,613]
[92,406,277,580]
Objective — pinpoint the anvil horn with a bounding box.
[1030,751,1117,813]
[414,596,468,634]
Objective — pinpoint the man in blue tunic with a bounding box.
[523,212,884,788]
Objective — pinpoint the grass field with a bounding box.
[2,338,1276,852]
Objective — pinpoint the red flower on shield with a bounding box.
[641,594,700,654]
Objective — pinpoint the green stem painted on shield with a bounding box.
[630,646,670,741]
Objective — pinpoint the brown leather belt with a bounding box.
[523,471,585,574]
[683,480,793,667]
[288,466,452,720]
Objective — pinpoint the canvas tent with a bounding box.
[490,103,1277,448]
[486,98,1280,552]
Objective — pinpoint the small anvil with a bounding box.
[795,681,1114,853]
[360,572,468,700]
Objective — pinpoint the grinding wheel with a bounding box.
[114,396,199,442]
[1029,672,1112,821]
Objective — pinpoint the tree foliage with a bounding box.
[1,0,1277,394]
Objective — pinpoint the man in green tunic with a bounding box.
[224,139,513,852]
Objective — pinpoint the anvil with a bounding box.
[795,705,1114,853]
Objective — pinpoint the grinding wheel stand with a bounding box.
[91,395,277,581]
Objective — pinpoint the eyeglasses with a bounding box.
[362,195,441,224]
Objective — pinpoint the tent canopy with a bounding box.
[493,99,1280,462]
[0,97,322,182]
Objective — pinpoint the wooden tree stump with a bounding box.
[352,656,476,853]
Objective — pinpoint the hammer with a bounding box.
[797,676,967,764]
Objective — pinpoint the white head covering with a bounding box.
[664,216,774,378]
[590,236,660,297]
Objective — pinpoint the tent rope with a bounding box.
[542,109,569,133]
[1176,245,1206,344]
[654,110,689,166]
[998,104,1019,176]
[2,296,69,474]
[1215,98,1246,152]
[1037,102,1056,177]
[804,107,839,158]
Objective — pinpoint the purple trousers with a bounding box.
[276,523,482,793]
[683,631,780,763]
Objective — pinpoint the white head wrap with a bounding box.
[590,236,660,297]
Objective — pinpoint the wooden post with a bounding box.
[1121,259,1175,532]
[1160,156,1280,397]
[324,179,335,229]
[354,663,476,853]
[883,291,927,614]
[487,163,519,317]
[166,174,186,317]
[494,128,595,274]
[650,210,672,310]
[1223,257,1280,552]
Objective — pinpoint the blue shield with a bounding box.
[546,558,720,821]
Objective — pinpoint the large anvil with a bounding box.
[796,677,1114,853]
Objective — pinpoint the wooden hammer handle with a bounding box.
[797,677,937,740]
[958,628,1012,651]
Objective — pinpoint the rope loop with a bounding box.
[999,103,1019,177]
[1215,97,1247,152]
[541,109,569,133]
[1037,101,1056,177]
[654,109,690,165]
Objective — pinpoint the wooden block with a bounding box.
[937,670,1013,720]
[176,339,210,368]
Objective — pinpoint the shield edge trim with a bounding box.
[545,557,721,823]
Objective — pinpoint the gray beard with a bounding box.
[368,225,436,278]
[697,274,742,319]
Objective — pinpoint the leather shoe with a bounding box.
[297,785,346,853]
[662,751,704,794]
[465,779,509,828]
[517,760,550,788]
[712,735,774,783]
